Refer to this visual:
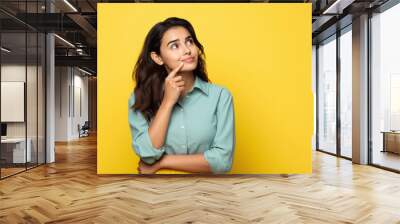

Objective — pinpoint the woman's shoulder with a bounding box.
[207,82,233,99]
[128,92,136,108]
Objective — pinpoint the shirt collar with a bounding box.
[191,75,209,96]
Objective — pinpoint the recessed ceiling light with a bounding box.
[77,67,93,76]
[54,34,75,48]
[63,0,78,12]
[1,47,11,53]
[322,0,354,15]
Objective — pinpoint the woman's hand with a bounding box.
[138,159,162,174]
[163,62,185,107]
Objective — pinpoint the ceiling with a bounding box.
[0,0,395,75]
[1,0,97,74]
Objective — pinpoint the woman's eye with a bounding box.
[171,44,178,49]
[186,39,194,45]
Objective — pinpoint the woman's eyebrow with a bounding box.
[167,39,178,46]
[167,36,193,46]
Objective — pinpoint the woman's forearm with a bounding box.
[159,154,212,173]
[148,100,174,149]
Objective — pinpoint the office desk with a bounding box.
[1,138,32,163]
[381,131,400,154]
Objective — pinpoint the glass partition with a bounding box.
[0,1,46,179]
[1,30,28,177]
[317,35,337,155]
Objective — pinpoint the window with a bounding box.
[317,35,337,154]
[339,27,352,158]
[370,2,400,171]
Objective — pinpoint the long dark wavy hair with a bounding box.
[132,17,210,123]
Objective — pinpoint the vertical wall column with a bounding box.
[352,14,369,164]
[46,33,55,163]
[45,1,55,163]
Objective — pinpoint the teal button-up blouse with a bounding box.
[128,76,235,174]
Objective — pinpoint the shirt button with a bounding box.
[181,108,184,112]
[181,125,185,129]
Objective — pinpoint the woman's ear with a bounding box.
[150,52,164,66]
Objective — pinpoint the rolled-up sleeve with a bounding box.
[128,94,166,165]
[204,88,236,174]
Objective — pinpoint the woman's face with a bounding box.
[151,26,199,73]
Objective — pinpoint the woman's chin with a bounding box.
[181,69,195,73]
[181,63,197,72]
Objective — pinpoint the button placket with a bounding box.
[180,105,188,153]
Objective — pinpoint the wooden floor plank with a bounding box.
[1,133,400,223]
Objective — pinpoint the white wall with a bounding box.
[55,66,69,141]
[72,72,89,138]
[54,67,89,141]
[1,64,40,137]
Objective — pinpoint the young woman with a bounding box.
[128,17,235,174]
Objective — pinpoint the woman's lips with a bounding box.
[182,57,194,63]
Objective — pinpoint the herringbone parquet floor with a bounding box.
[1,133,400,223]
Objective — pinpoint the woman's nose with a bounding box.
[183,45,191,55]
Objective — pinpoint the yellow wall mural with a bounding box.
[97,3,313,174]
